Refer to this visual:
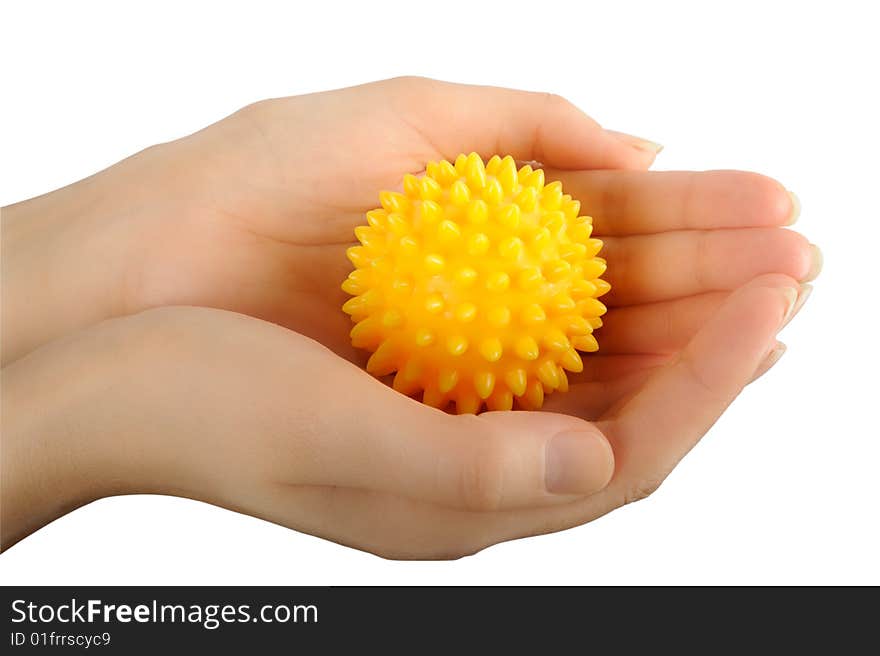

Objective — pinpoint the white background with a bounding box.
[2,0,878,585]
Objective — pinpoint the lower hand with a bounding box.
[3,272,799,559]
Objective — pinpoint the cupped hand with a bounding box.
[119,76,819,414]
[5,77,659,363]
[115,77,661,362]
[2,280,798,558]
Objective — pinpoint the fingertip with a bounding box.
[712,276,796,348]
[804,244,823,282]
[749,340,787,384]
[741,172,795,226]
[606,129,664,156]
[761,228,816,283]
[783,283,813,329]
[780,287,799,325]
[786,232,820,283]
[785,191,801,226]
[748,272,802,290]
[593,130,659,171]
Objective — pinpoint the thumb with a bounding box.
[294,361,615,512]
[390,76,660,171]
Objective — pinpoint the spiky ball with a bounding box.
[342,153,609,414]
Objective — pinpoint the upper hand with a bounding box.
[120,76,819,412]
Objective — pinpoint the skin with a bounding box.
[0,77,820,559]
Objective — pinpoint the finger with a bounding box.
[607,273,799,480]
[744,283,810,385]
[782,283,813,330]
[568,353,672,383]
[297,359,616,511]
[749,341,786,384]
[542,370,656,421]
[601,227,816,305]
[393,77,658,170]
[545,170,798,236]
[597,292,727,354]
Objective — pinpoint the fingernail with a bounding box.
[780,287,798,326]
[545,430,613,495]
[607,129,664,154]
[750,342,787,383]
[786,191,801,226]
[782,283,812,328]
[804,244,823,282]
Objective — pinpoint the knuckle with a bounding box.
[692,229,712,290]
[679,171,700,229]
[387,75,431,92]
[678,352,730,404]
[538,91,571,111]
[457,438,507,512]
[234,98,275,124]
[441,542,484,560]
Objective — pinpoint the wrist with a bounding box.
[0,311,206,549]
[0,326,128,548]
[1,143,179,364]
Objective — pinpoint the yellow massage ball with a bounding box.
[341,152,609,414]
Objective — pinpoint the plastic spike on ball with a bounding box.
[342,153,610,414]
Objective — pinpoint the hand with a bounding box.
[1,77,820,558]
[1,280,798,559]
[2,77,659,364]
